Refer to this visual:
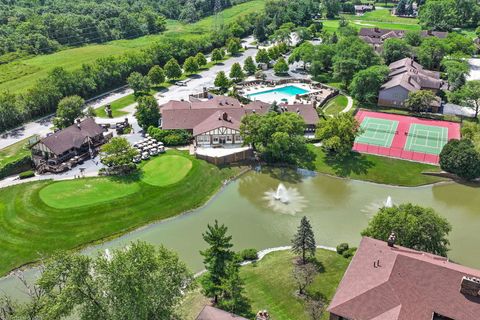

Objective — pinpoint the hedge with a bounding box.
[0,155,33,179]
[19,170,35,179]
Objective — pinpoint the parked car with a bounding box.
[133,155,141,163]
[149,148,158,156]
[141,152,150,160]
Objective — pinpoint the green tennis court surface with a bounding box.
[355,117,399,147]
[404,123,448,155]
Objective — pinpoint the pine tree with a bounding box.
[200,220,234,304]
[292,216,316,264]
[218,259,252,317]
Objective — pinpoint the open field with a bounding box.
[311,146,444,186]
[0,0,266,94]
[323,95,348,116]
[0,151,242,276]
[180,249,350,320]
[0,137,32,168]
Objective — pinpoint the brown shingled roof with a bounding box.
[40,118,105,155]
[195,306,248,320]
[381,58,443,92]
[328,237,480,320]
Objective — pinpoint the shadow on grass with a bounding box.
[106,169,143,184]
[309,257,325,273]
[324,151,374,177]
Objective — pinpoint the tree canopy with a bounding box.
[362,203,452,257]
[53,95,85,129]
[292,216,316,264]
[135,95,160,130]
[448,80,480,117]
[404,90,437,112]
[147,65,166,85]
[127,72,150,95]
[439,139,480,181]
[100,137,139,174]
[349,65,390,104]
[164,58,183,80]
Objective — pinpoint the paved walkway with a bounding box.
[341,95,354,113]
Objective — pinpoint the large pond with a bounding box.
[2,169,480,299]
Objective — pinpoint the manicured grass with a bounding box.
[311,146,445,186]
[0,137,32,168]
[141,155,192,187]
[344,9,419,24]
[0,151,243,276]
[39,178,141,209]
[95,94,136,118]
[0,0,266,94]
[323,95,348,116]
[181,249,350,320]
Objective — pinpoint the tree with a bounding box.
[200,220,234,304]
[226,37,241,55]
[274,58,289,75]
[270,28,291,44]
[218,259,252,317]
[183,56,199,74]
[135,95,160,130]
[404,31,422,46]
[350,65,390,103]
[404,90,437,112]
[322,0,340,18]
[164,58,182,80]
[212,48,224,63]
[230,62,245,82]
[292,262,317,295]
[214,71,231,93]
[418,0,459,31]
[382,38,411,64]
[439,139,480,180]
[288,42,315,70]
[449,81,480,117]
[296,27,313,43]
[127,71,150,95]
[53,95,84,129]
[306,297,325,320]
[243,56,257,75]
[255,49,270,65]
[418,37,448,70]
[396,0,407,15]
[147,65,165,85]
[37,242,191,319]
[442,59,469,90]
[0,91,23,133]
[292,216,316,264]
[361,203,452,257]
[315,112,362,158]
[195,52,207,67]
[253,16,268,42]
[240,112,316,166]
[100,137,139,174]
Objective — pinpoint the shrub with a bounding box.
[0,155,33,179]
[19,170,35,179]
[342,247,357,259]
[238,248,258,261]
[147,127,192,146]
[336,243,349,255]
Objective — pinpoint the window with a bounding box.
[226,136,232,142]
[213,137,219,143]
[235,135,242,142]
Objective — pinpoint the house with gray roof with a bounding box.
[31,117,107,173]
[159,96,319,147]
[378,58,444,112]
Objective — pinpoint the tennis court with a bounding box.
[355,117,399,147]
[353,110,461,164]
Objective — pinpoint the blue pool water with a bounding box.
[247,85,309,100]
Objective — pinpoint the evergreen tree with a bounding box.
[200,220,234,304]
[218,259,252,317]
[292,216,316,264]
[396,0,407,16]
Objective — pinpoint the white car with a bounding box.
[141,152,150,160]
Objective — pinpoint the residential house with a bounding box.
[328,237,480,320]
[378,58,444,112]
[195,306,249,320]
[359,27,448,52]
[31,117,108,173]
[159,96,319,146]
[354,4,374,15]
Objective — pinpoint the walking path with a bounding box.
[341,95,354,113]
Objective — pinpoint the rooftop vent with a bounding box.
[460,276,480,297]
[387,232,396,247]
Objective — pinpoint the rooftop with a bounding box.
[195,306,249,320]
[328,237,480,320]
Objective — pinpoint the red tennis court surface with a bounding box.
[353,110,461,164]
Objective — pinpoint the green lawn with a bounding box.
[0,137,33,168]
[141,155,193,187]
[311,146,445,186]
[181,249,350,320]
[344,9,419,24]
[0,151,243,276]
[0,0,266,94]
[323,95,348,116]
[39,178,141,209]
[95,94,136,118]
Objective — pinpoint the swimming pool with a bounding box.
[246,85,309,103]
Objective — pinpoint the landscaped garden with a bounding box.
[0,151,243,276]
[180,249,350,320]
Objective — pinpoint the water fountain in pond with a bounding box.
[264,183,307,215]
[362,196,394,217]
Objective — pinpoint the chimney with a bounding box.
[76,118,81,128]
[387,232,396,247]
[222,112,229,121]
[460,277,480,297]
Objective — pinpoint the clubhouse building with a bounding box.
[377,58,444,112]
[328,237,480,320]
[159,95,319,147]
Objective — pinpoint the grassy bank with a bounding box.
[311,146,445,186]
[0,0,265,94]
[180,249,350,320]
[0,151,242,276]
[323,95,348,116]
[0,137,32,168]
